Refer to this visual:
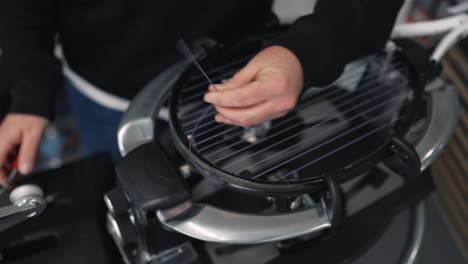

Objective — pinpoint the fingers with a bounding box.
[0,114,48,182]
[0,137,19,182]
[18,128,44,174]
[0,136,19,167]
[205,81,270,108]
[208,60,260,92]
[205,45,304,128]
[226,61,260,87]
[208,84,217,92]
[214,103,289,127]
[0,121,21,181]
[214,115,238,126]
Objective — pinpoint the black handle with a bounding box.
[116,142,190,212]
[324,173,344,230]
[0,76,10,117]
[389,136,421,179]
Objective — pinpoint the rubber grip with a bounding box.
[115,142,190,211]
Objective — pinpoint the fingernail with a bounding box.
[213,84,226,92]
[19,163,31,174]
[204,93,214,103]
[214,115,222,122]
[209,84,218,91]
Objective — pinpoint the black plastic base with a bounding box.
[0,153,121,264]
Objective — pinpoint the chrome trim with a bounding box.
[10,184,46,217]
[0,185,46,232]
[416,80,459,171]
[157,201,331,244]
[117,38,215,156]
[400,201,426,264]
[117,60,189,157]
[106,213,133,264]
[118,118,154,157]
[9,184,44,205]
[104,194,115,216]
[107,213,123,245]
[155,80,459,244]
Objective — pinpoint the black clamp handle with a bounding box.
[115,142,190,212]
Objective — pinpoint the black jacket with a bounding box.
[0,0,404,119]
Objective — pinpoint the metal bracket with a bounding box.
[157,201,331,244]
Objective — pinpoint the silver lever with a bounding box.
[0,184,46,232]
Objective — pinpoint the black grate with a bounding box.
[171,46,415,191]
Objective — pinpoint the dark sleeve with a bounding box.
[0,0,63,120]
[271,0,405,87]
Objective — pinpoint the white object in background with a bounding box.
[396,0,416,24]
[63,64,130,112]
[391,13,468,62]
[272,0,317,24]
[55,46,170,120]
[274,0,414,25]
[53,45,129,112]
[447,1,468,14]
[391,14,468,39]
[64,66,170,120]
[431,21,468,62]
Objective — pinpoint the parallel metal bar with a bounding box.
[271,122,393,182]
[182,60,402,134]
[194,66,402,151]
[231,94,404,176]
[185,53,255,84]
[179,69,238,104]
[180,59,371,128]
[210,83,401,164]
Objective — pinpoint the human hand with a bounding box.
[0,114,48,183]
[204,45,304,127]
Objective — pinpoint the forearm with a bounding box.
[272,0,405,86]
[0,0,62,120]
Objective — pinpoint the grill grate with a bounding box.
[171,49,415,188]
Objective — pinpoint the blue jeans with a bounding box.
[65,80,123,161]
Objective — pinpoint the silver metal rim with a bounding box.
[117,60,458,244]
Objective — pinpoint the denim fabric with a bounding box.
[64,80,123,161]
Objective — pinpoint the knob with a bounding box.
[9,184,46,217]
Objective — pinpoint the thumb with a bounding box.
[212,62,260,92]
[18,129,44,174]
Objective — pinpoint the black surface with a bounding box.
[0,153,122,264]
[267,169,434,264]
[415,199,466,264]
[116,142,190,211]
[0,75,10,116]
[355,198,467,264]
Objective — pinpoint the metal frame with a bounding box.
[116,69,459,246]
[117,60,189,156]
[158,79,459,244]
[157,201,331,244]
[115,17,462,245]
[416,79,459,172]
[399,201,426,264]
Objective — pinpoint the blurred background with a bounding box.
[0,0,466,263]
